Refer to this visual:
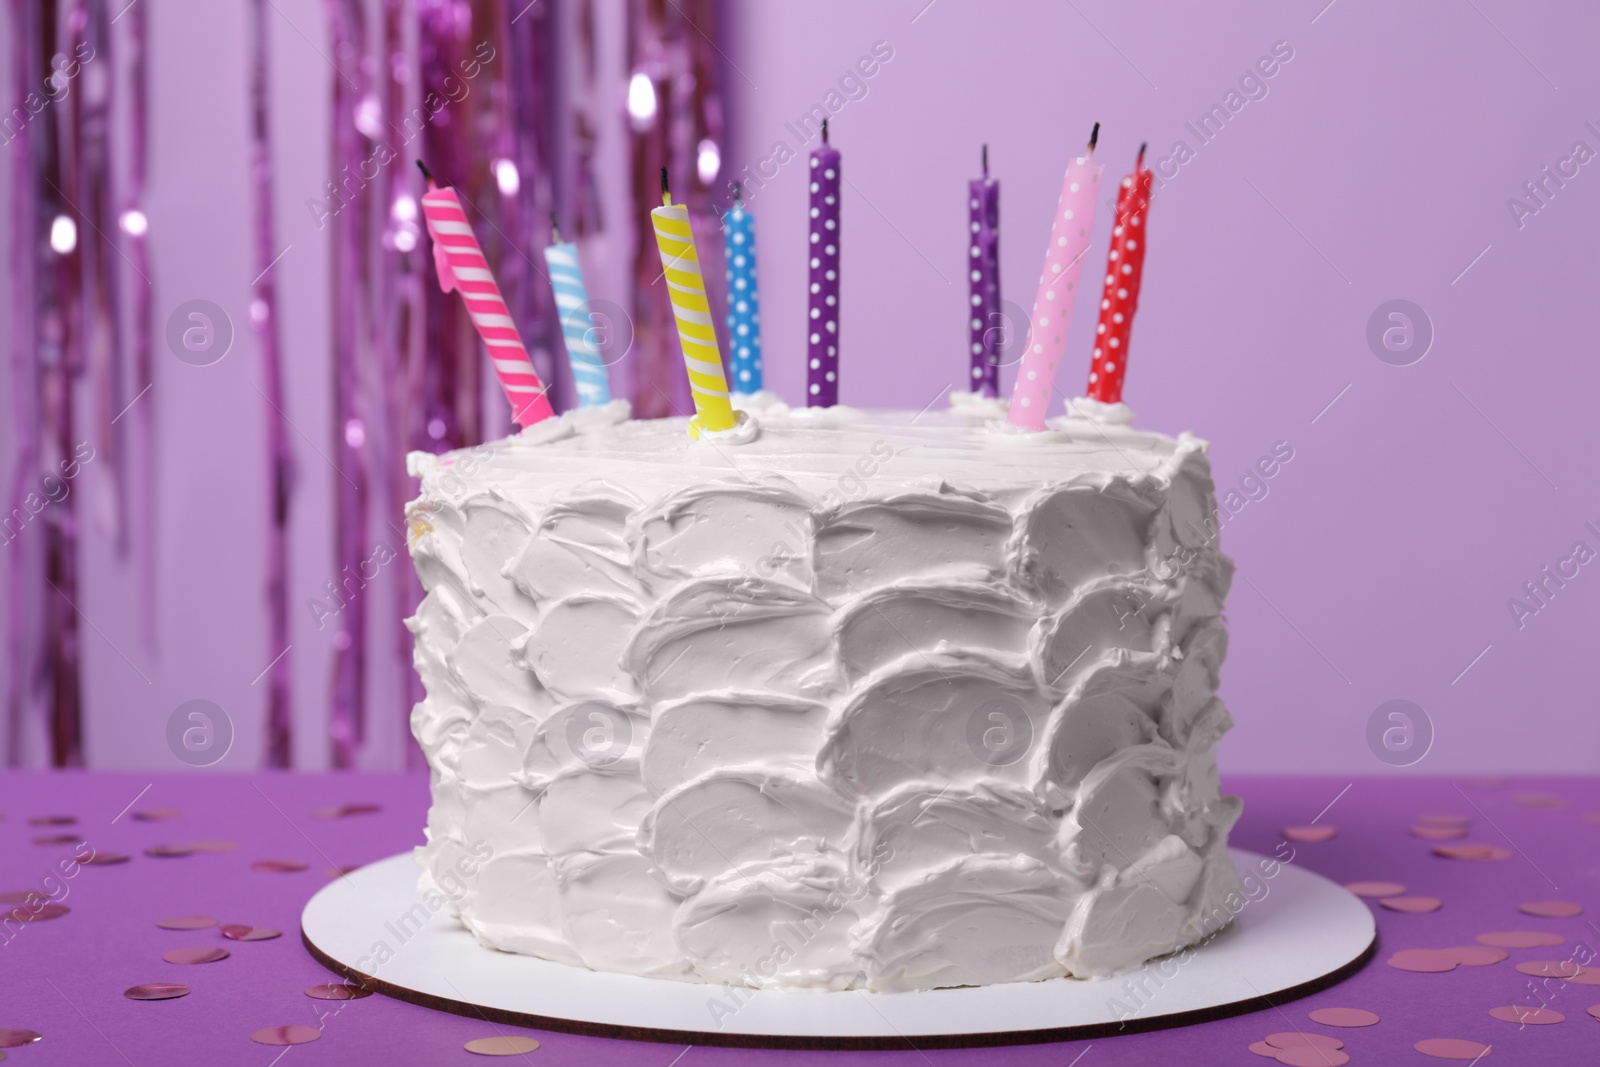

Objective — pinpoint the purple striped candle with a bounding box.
[968,145,1001,397]
[807,120,841,406]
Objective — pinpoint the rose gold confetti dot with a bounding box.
[1387,949,1458,973]
[185,840,239,853]
[1433,843,1511,861]
[131,808,181,822]
[1416,814,1471,827]
[1275,1049,1350,1067]
[1248,1041,1280,1057]
[220,925,281,941]
[1265,1032,1344,1050]
[1512,792,1565,809]
[27,815,75,826]
[1519,900,1582,918]
[1489,1005,1564,1024]
[1308,1007,1381,1027]
[0,891,34,904]
[1381,896,1443,913]
[1440,945,1508,967]
[304,983,374,1001]
[464,1036,542,1055]
[123,983,190,1001]
[143,844,195,858]
[324,865,363,878]
[250,1026,322,1046]
[162,947,229,965]
[1410,825,1468,840]
[5,904,68,923]
[1414,1038,1493,1059]
[0,1031,41,1048]
[78,851,130,866]
[1582,811,1600,824]
[1282,825,1336,842]
[251,859,308,873]
[311,802,382,819]
[30,834,81,846]
[155,915,216,931]
[1515,960,1582,979]
[1345,881,1406,899]
[1588,1004,1600,1021]
[1477,930,1564,948]
[1566,967,1600,986]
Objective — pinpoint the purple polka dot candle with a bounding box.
[807,120,841,406]
[968,146,1001,397]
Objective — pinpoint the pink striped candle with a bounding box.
[417,164,554,427]
[1006,124,1102,431]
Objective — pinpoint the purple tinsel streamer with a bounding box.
[249,0,295,767]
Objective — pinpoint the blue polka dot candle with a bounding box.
[722,186,763,394]
[968,145,1001,398]
[543,217,612,408]
[807,120,841,407]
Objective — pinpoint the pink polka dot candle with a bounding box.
[1087,145,1154,405]
[1006,124,1102,431]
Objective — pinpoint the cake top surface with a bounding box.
[408,402,1207,501]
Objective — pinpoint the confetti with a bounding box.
[155,916,216,931]
[1344,881,1406,899]
[130,808,181,822]
[1519,900,1582,918]
[220,925,281,941]
[5,904,69,923]
[1477,930,1565,948]
[250,1026,322,1046]
[1514,960,1583,979]
[143,844,196,858]
[1248,1041,1281,1057]
[185,840,239,853]
[162,947,230,965]
[27,815,76,826]
[78,851,131,866]
[1265,1032,1344,1050]
[1308,1007,1380,1027]
[1409,825,1467,840]
[324,865,364,878]
[1415,813,1471,827]
[123,983,191,1001]
[1566,967,1600,986]
[1387,949,1457,973]
[1512,792,1565,809]
[1582,811,1600,824]
[1589,1004,1600,1022]
[1274,1049,1350,1067]
[30,834,82,846]
[464,1036,542,1055]
[1380,896,1443,913]
[1282,825,1337,843]
[250,859,309,873]
[311,802,382,819]
[1488,1005,1564,1025]
[1414,1037,1493,1059]
[0,892,31,903]
[1433,843,1512,861]
[0,1031,41,1048]
[1439,945,1508,967]
[305,983,374,1001]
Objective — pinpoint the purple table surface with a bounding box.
[2,773,1596,1066]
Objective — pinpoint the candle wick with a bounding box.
[733,179,743,206]
[415,159,435,188]
[982,143,988,176]
[1137,142,1147,165]
[660,166,671,207]
[550,212,562,244]
[821,118,829,145]
[1088,122,1100,153]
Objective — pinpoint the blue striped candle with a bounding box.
[722,190,763,393]
[543,230,612,407]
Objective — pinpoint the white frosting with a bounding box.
[406,408,1242,991]
[948,389,1011,421]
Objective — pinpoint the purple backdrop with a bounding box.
[2,0,1597,773]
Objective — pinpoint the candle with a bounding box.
[967,145,1001,398]
[417,162,554,427]
[807,119,841,406]
[1006,123,1103,431]
[1087,145,1153,405]
[543,216,612,408]
[650,168,738,438]
[722,184,763,394]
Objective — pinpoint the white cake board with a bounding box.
[301,849,1374,1049]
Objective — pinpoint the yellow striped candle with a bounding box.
[650,172,737,438]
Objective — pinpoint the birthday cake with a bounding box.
[404,403,1242,992]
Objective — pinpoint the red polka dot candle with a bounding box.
[967,145,1001,398]
[807,120,842,407]
[1087,145,1153,405]
[1007,124,1102,431]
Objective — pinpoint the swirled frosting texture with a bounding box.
[405,410,1242,991]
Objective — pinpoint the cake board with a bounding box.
[301,848,1375,1050]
